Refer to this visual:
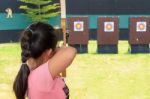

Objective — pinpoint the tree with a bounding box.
[20,0,60,22]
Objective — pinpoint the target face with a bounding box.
[74,21,84,32]
[136,22,147,32]
[104,22,114,32]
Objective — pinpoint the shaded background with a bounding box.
[1,0,150,14]
[66,0,150,15]
[0,0,150,42]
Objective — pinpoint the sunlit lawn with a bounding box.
[0,41,150,99]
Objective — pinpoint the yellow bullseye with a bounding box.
[76,23,82,29]
[106,24,112,30]
[138,24,145,30]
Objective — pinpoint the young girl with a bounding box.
[13,22,76,99]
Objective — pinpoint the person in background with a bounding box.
[5,8,13,18]
[13,22,76,99]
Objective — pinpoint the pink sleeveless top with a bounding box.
[28,61,66,99]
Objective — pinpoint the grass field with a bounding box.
[0,41,150,99]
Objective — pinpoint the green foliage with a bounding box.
[20,0,60,22]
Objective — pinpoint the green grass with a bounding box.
[0,41,150,99]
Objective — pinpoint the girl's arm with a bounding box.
[48,46,76,79]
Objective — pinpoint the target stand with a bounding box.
[68,17,89,53]
[69,44,88,53]
[97,17,119,54]
[129,17,150,53]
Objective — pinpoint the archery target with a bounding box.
[136,22,147,32]
[74,21,84,31]
[104,22,114,32]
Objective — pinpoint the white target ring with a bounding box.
[74,21,84,32]
[136,22,147,32]
[104,22,114,32]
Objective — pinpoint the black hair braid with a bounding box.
[13,30,32,99]
[21,29,32,63]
